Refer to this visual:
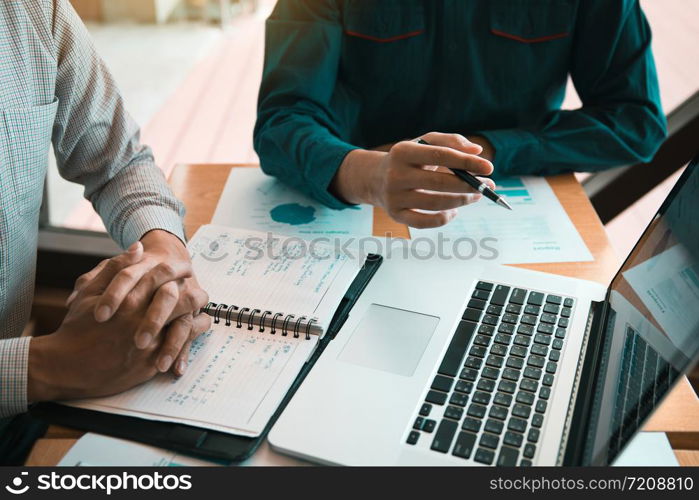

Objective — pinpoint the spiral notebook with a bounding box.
[67,224,364,438]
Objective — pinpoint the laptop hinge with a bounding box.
[557,299,610,465]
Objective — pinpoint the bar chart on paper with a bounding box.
[411,176,593,265]
[494,178,533,200]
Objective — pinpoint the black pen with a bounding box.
[416,138,512,211]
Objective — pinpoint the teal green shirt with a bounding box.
[254,0,666,209]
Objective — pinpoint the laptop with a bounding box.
[269,157,699,466]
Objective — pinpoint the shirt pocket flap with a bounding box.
[490,0,575,43]
[343,0,425,42]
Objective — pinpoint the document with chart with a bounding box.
[623,244,699,351]
[411,176,593,264]
[212,168,372,240]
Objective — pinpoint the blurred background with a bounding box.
[50,0,699,262]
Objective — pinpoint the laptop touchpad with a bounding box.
[338,304,439,377]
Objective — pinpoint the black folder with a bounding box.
[32,254,383,464]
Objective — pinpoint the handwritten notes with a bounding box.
[188,225,361,331]
[71,324,316,437]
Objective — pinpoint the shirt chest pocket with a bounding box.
[341,0,427,90]
[490,0,574,43]
[485,0,575,101]
[1,98,58,217]
[343,0,425,42]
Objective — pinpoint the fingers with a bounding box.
[400,191,482,211]
[392,140,493,176]
[134,280,209,345]
[479,176,497,190]
[160,312,211,376]
[172,340,193,377]
[93,260,156,322]
[73,242,144,302]
[155,314,193,373]
[402,167,487,194]
[67,259,108,306]
[419,132,483,155]
[159,286,209,326]
[134,281,180,349]
[129,260,194,310]
[95,259,192,323]
[395,209,459,229]
[173,312,211,375]
[191,310,213,337]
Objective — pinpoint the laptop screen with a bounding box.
[582,159,699,465]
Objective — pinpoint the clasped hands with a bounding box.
[28,230,211,402]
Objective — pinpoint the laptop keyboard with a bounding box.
[406,281,576,466]
[608,324,680,457]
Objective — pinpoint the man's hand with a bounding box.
[28,250,210,402]
[466,135,495,161]
[332,132,495,228]
[67,230,210,375]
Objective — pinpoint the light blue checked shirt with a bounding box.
[0,0,186,417]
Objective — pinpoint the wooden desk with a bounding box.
[27,163,699,466]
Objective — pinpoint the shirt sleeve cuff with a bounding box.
[0,337,31,418]
[477,128,541,176]
[119,205,187,249]
[307,143,360,210]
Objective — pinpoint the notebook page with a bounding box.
[189,224,362,331]
[69,323,317,437]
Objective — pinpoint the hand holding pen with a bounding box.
[416,138,512,210]
[331,132,503,228]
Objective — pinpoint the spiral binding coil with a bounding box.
[213,303,226,324]
[271,312,283,334]
[204,302,316,339]
[293,316,306,339]
[248,309,261,330]
[236,307,249,328]
[281,314,295,337]
[225,305,238,326]
[259,311,270,332]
